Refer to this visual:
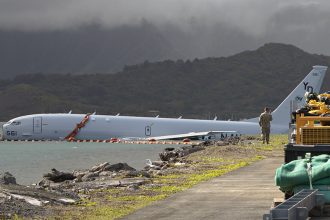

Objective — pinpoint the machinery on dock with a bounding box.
[286,91,330,163]
[265,91,330,219]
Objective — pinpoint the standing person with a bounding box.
[259,107,272,144]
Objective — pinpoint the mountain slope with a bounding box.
[1,43,330,121]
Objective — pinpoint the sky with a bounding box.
[1,0,330,56]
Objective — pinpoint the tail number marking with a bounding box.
[6,131,17,136]
[303,82,314,93]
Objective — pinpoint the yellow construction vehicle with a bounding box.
[291,92,330,145]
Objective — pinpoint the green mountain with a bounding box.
[1,43,330,121]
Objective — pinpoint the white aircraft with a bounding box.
[2,65,327,141]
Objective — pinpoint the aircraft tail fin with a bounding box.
[244,66,327,125]
[272,65,327,125]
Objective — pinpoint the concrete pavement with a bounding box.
[122,157,284,220]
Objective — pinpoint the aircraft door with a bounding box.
[33,117,42,134]
[145,126,151,136]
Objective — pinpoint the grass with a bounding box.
[50,134,287,220]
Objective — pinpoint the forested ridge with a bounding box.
[1,43,330,121]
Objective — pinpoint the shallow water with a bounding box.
[0,141,179,185]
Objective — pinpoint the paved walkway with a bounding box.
[122,157,284,220]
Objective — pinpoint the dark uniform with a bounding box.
[259,109,272,144]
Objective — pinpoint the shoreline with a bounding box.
[0,141,180,185]
[0,135,285,219]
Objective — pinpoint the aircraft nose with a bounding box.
[1,124,6,140]
[2,123,11,140]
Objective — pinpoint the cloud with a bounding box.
[1,0,330,55]
[0,0,327,32]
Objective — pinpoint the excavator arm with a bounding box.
[65,113,91,141]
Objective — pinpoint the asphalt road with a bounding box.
[122,157,284,220]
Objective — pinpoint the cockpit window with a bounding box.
[4,120,22,126]
[4,120,13,125]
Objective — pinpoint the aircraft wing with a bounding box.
[148,131,239,141]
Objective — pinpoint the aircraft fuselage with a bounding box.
[2,113,287,141]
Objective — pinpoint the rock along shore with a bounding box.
[0,136,259,219]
